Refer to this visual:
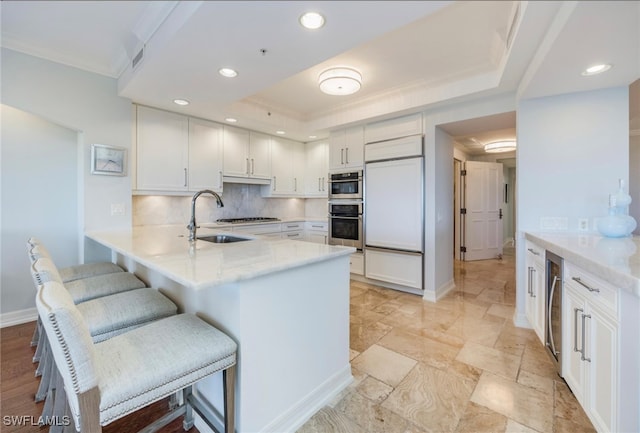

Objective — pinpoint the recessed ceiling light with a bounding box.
[318,67,362,96]
[276,130,286,135]
[309,135,317,139]
[581,63,612,76]
[225,117,238,123]
[173,99,189,106]
[299,12,325,30]
[219,68,238,78]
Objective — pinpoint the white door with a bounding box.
[462,161,503,261]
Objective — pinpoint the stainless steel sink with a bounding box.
[197,234,252,243]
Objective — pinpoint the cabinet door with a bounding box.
[249,131,271,179]
[292,143,305,195]
[329,130,346,170]
[365,249,422,289]
[306,232,327,244]
[586,306,618,433]
[136,106,188,191]
[270,137,294,194]
[223,125,250,177]
[563,284,588,406]
[344,126,364,168]
[305,141,327,196]
[188,118,223,192]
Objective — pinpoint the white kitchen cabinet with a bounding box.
[364,135,422,162]
[305,141,328,197]
[563,262,619,433]
[329,126,364,170]
[136,105,189,191]
[365,249,422,289]
[524,241,545,343]
[281,221,304,239]
[305,221,328,244]
[263,137,305,197]
[364,113,423,144]
[232,223,281,237]
[350,252,364,275]
[188,117,223,192]
[223,127,271,181]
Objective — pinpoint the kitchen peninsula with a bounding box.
[86,224,354,433]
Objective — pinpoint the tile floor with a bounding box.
[297,249,596,433]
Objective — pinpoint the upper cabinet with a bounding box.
[135,105,223,193]
[305,141,328,197]
[329,126,364,170]
[364,113,423,144]
[262,136,305,197]
[223,127,271,181]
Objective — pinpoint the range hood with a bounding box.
[222,175,271,185]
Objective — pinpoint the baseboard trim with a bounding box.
[423,279,456,303]
[1,307,37,328]
[194,364,353,433]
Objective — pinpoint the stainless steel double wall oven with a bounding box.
[328,170,363,250]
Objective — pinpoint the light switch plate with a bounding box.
[111,203,125,216]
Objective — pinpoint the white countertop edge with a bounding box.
[524,232,640,297]
[86,227,352,290]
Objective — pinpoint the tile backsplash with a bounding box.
[133,183,326,226]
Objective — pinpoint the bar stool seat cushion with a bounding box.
[59,262,124,283]
[77,288,178,343]
[65,272,146,304]
[94,314,237,425]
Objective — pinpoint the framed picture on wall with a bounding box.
[91,144,126,176]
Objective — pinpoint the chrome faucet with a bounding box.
[187,190,224,242]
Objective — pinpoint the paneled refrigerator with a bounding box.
[364,135,424,292]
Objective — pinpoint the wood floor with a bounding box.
[0,322,196,433]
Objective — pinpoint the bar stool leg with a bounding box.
[31,317,41,347]
[182,386,194,431]
[223,365,236,433]
[50,369,66,433]
[35,346,52,402]
[33,326,46,363]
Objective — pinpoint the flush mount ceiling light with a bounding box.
[484,140,516,153]
[225,117,237,123]
[219,68,238,78]
[581,63,612,76]
[318,67,362,96]
[276,130,286,135]
[173,99,189,106]
[299,12,325,29]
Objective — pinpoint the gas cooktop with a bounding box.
[216,217,281,224]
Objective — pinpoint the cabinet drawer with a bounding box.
[364,135,422,162]
[525,240,545,266]
[565,262,618,317]
[282,231,303,240]
[281,221,304,232]
[305,221,328,232]
[365,249,421,289]
[350,252,364,275]
[233,223,281,235]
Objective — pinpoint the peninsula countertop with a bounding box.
[86,224,353,291]
[524,232,640,297]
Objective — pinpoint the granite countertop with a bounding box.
[201,216,327,229]
[525,232,640,297]
[86,224,352,290]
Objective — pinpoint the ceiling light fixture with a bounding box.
[318,67,362,96]
[484,140,517,153]
[225,117,237,123]
[581,63,612,76]
[299,12,325,29]
[219,68,238,78]
[173,99,189,106]
[309,135,317,139]
[276,130,286,135]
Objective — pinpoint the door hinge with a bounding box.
[461,169,467,176]
[461,208,467,215]
[460,246,467,253]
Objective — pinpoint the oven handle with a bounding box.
[328,179,362,184]
[328,215,361,220]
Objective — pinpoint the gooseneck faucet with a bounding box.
[187,189,224,242]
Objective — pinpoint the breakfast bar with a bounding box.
[86,224,355,433]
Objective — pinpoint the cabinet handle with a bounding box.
[294,178,297,192]
[572,277,600,293]
[345,147,349,164]
[219,171,223,189]
[530,268,536,297]
[341,148,344,165]
[318,177,321,192]
[322,177,325,191]
[527,248,540,256]
[184,168,188,187]
[273,176,277,191]
[251,158,255,175]
[527,267,533,296]
[581,313,591,362]
[246,158,250,175]
[574,307,582,353]
[312,224,323,228]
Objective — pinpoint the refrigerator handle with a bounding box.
[548,275,559,356]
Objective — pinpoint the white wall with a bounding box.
[1,106,79,318]
[515,86,629,325]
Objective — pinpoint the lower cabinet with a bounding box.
[525,241,545,343]
[350,252,364,275]
[305,221,328,244]
[563,262,619,433]
[364,248,421,289]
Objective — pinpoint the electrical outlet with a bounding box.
[578,218,589,231]
[111,203,125,216]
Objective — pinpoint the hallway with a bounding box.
[299,248,596,432]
